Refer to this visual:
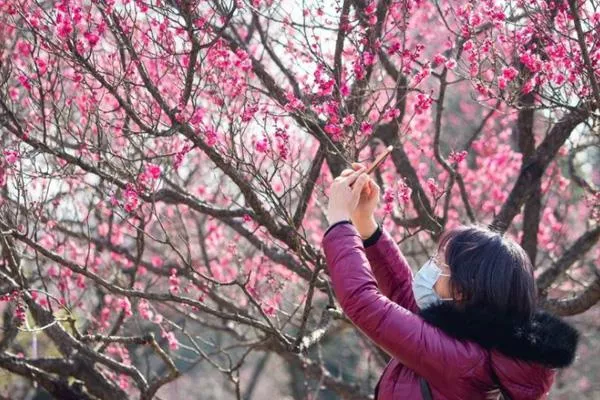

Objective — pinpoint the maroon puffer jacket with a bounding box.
[322,222,579,400]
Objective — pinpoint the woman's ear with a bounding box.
[450,281,465,302]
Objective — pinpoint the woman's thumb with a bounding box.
[352,174,369,197]
[370,180,380,196]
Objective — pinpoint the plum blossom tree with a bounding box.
[0,0,599,398]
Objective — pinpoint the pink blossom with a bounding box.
[57,21,73,38]
[521,79,534,94]
[340,83,350,97]
[502,67,519,81]
[162,331,179,350]
[3,150,19,164]
[109,193,119,207]
[174,144,191,169]
[433,54,447,65]
[319,79,335,96]
[324,124,343,140]
[118,298,132,317]
[498,77,507,90]
[363,52,375,66]
[263,304,275,316]
[8,87,19,100]
[84,32,100,47]
[388,41,401,55]
[427,178,440,196]
[169,269,180,293]
[138,300,153,320]
[359,121,372,135]
[445,59,457,69]
[234,48,252,71]
[412,67,431,86]
[190,107,205,124]
[151,255,163,268]
[414,93,433,115]
[343,114,355,126]
[98,222,109,237]
[475,83,490,96]
[15,303,26,326]
[519,53,541,73]
[145,163,161,179]
[111,226,124,246]
[35,58,48,75]
[174,112,185,123]
[284,92,305,111]
[383,187,395,204]
[448,150,468,164]
[49,268,60,286]
[118,375,129,390]
[552,73,566,85]
[385,108,401,121]
[397,181,412,204]
[18,75,31,91]
[16,41,32,56]
[255,137,269,153]
[205,129,218,147]
[123,187,139,213]
[275,140,287,160]
[242,104,258,122]
[353,62,365,80]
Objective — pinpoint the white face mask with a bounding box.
[412,257,452,310]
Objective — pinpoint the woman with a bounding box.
[322,165,579,400]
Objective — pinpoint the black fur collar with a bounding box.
[419,302,579,368]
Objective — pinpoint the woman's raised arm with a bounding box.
[362,224,419,313]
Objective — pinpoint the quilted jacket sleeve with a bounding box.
[322,223,476,383]
[363,225,419,313]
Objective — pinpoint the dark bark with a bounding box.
[540,275,600,316]
[490,109,588,233]
[514,91,542,265]
[537,226,600,293]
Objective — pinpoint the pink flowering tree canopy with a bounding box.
[0,0,599,398]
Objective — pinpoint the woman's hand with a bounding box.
[339,163,380,239]
[326,166,370,226]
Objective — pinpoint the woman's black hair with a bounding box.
[438,225,536,320]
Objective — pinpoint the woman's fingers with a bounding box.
[345,168,366,186]
[352,174,369,197]
[341,163,366,177]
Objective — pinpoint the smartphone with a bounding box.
[365,145,393,174]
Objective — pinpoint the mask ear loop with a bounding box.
[431,253,451,278]
[430,253,453,301]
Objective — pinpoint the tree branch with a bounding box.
[515,90,542,264]
[0,356,93,400]
[537,226,600,292]
[293,145,326,229]
[568,0,600,110]
[333,0,351,87]
[490,109,588,233]
[540,274,600,316]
